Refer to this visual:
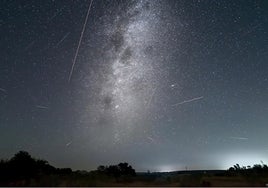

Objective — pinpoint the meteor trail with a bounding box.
[56,32,70,47]
[172,96,204,106]
[230,136,249,140]
[48,6,66,22]
[0,88,7,93]
[147,136,154,142]
[66,141,72,147]
[68,0,94,82]
[36,105,49,109]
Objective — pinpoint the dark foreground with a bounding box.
[2,170,268,187]
[1,151,268,186]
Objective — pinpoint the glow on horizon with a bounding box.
[218,152,268,169]
[156,165,181,172]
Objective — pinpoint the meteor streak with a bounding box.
[0,88,7,93]
[66,141,72,147]
[230,136,249,140]
[68,0,94,82]
[56,32,70,47]
[36,105,49,109]
[172,96,204,106]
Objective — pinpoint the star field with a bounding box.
[0,0,268,172]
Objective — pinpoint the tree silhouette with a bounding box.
[97,165,106,172]
[106,165,121,178]
[0,150,60,184]
[35,159,56,174]
[9,151,37,179]
[118,162,136,176]
[97,162,136,178]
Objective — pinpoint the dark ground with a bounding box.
[1,151,268,186]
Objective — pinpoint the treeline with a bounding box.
[0,151,72,184]
[96,162,136,178]
[1,150,267,186]
[225,162,268,178]
[0,151,136,186]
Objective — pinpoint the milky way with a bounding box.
[1,0,268,172]
[81,0,175,146]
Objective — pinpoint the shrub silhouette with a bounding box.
[227,162,268,177]
[97,162,136,178]
[56,167,73,174]
[35,159,56,174]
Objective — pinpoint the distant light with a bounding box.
[158,165,178,172]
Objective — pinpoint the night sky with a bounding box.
[1,0,268,172]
